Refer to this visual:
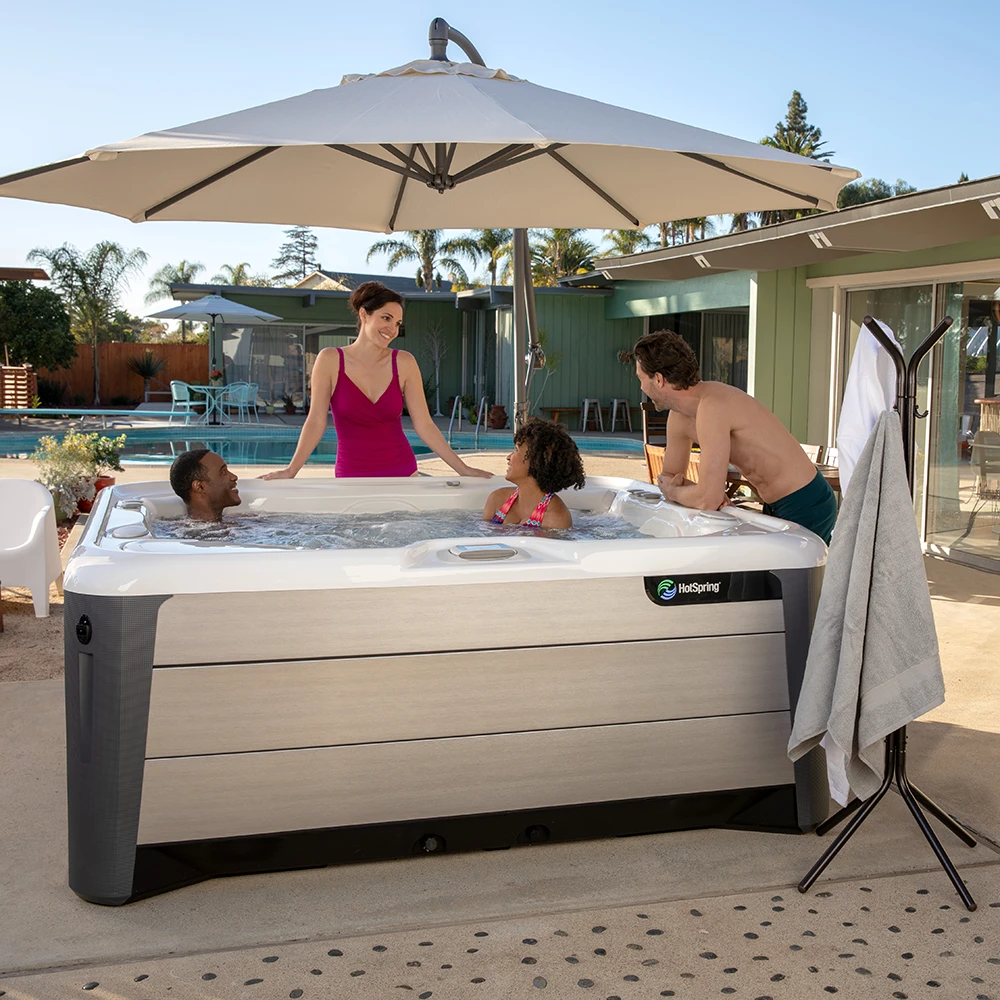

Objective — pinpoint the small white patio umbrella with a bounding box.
[1,18,859,424]
[148,294,281,380]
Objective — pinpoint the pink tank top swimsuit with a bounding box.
[330,348,417,477]
[491,487,554,527]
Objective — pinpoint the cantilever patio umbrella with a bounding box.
[148,294,281,381]
[0,17,858,425]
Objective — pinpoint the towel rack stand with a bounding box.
[797,314,979,912]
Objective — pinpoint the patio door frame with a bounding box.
[807,257,1000,554]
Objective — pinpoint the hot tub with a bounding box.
[63,475,828,905]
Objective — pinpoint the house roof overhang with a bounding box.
[596,174,1000,281]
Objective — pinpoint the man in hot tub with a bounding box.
[633,330,837,544]
[169,449,241,522]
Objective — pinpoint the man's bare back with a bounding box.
[660,382,817,507]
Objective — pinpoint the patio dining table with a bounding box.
[187,384,231,426]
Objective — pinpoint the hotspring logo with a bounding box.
[657,578,721,601]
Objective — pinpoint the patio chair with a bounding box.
[0,479,63,621]
[971,430,1000,521]
[169,381,199,425]
[220,382,260,423]
[801,443,823,463]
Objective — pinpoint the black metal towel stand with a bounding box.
[796,315,979,912]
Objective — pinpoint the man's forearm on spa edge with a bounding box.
[665,481,725,509]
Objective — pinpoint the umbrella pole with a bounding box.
[512,229,542,431]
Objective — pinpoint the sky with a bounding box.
[2,0,996,317]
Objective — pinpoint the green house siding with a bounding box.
[751,268,812,440]
[525,294,646,414]
[606,272,751,320]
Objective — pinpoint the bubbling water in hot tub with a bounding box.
[150,508,652,549]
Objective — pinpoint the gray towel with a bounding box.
[787,410,944,800]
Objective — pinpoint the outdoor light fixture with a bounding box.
[694,254,712,268]
[809,230,834,249]
[981,198,1000,221]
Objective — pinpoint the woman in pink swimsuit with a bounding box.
[484,417,586,529]
[261,282,492,480]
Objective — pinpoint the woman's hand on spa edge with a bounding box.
[459,464,494,479]
[258,466,297,480]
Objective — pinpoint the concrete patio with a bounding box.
[0,454,998,999]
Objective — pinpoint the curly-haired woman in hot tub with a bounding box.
[483,417,586,530]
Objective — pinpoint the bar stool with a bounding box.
[580,398,604,432]
[609,398,632,432]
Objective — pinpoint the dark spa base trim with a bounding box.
[77,784,805,905]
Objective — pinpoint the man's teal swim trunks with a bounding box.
[762,470,838,544]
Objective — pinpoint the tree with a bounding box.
[603,228,656,256]
[761,90,832,161]
[29,241,148,404]
[758,91,832,226]
[958,172,970,183]
[470,228,512,284]
[145,260,204,342]
[837,178,917,209]
[420,321,448,416]
[367,230,481,292]
[529,229,597,285]
[126,349,169,401]
[212,262,253,285]
[271,227,320,284]
[0,280,75,370]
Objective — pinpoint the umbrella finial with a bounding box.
[427,17,486,67]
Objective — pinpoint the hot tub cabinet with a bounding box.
[63,476,828,904]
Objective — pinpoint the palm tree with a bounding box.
[470,228,512,285]
[145,260,204,342]
[126,350,169,402]
[366,230,482,292]
[29,241,148,405]
[529,229,597,285]
[212,262,253,285]
[728,213,757,234]
[602,228,655,257]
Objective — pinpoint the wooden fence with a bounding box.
[38,344,209,405]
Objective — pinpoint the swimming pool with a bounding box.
[0,426,643,465]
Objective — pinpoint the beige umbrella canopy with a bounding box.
[0,18,858,422]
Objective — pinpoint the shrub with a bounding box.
[36,377,67,407]
[32,431,127,516]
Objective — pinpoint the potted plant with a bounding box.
[281,393,297,415]
[488,404,508,429]
[32,433,96,520]
[264,401,276,416]
[208,367,225,387]
[32,431,125,519]
[126,350,169,402]
[460,393,478,425]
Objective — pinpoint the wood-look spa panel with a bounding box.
[137,712,794,844]
[145,633,790,758]
[152,579,784,665]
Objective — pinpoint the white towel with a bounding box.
[837,319,900,498]
[788,411,945,801]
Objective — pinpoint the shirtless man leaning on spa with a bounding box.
[633,330,838,544]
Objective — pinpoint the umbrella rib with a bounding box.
[546,149,639,227]
[450,144,535,185]
[0,155,91,187]
[379,144,435,183]
[455,144,564,186]
[443,142,458,177]
[388,144,419,232]
[329,144,428,183]
[415,144,436,173]
[677,152,820,207]
[143,146,279,220]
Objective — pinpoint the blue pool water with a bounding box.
[0,426,643,465]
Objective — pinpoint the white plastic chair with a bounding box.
[0,479,63,618]
[169,381,199,425]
